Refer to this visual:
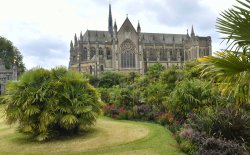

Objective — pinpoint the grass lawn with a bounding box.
[0,105,184,155]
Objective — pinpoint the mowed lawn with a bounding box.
[0,105,184,155]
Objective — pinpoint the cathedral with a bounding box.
[69,4,212,75]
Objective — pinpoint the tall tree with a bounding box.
[0,36,25,73]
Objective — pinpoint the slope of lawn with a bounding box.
[0,105,184,155]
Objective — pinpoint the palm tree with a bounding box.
[216,0,250,52]
[2,67,102,141]
[199,0,250,106]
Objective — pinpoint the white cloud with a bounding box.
[0,0,240,69]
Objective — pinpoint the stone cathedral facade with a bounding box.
[69,4,212,75]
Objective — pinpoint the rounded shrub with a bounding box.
[2,67,102,141]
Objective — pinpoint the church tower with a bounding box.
[108,4,113,36]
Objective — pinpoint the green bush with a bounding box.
[2,67,102,141]
[98,72,126,88]
[180,139,198,155]
[164,79,215,120]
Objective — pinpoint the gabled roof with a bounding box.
[118,17,137,33]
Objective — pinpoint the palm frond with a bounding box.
[216,0,250,52]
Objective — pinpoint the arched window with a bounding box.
[171,49,177,61]
[120,39,136,68]
[148,48,157,61]
[160,49,167,61]
[82,47,87,61]
[121,52,135,68]
[100,65,104,72]
[89,66,92,74]
[180,50,184,61]
[106,48,112,59]
[99,48,103,55]
[72,56,76,61]
[90,47,96,59]
[99,48,103,60]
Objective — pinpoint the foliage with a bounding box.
[160,66,184,90]
[142,82,168,111]
[216,0,250,52]
[2,67,102,141]
[189,107,250,148]
[199,51,250,106]
[179,139,198,155]
[164,79,215,120]
[98,71,126,88]
[82,73,100,87]
[180,127,248,155]
[145,63,165,81]
[0,36,25,72]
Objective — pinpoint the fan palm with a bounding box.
[199,51,250,105]
[2,67,102,141]
[216,0,250,52]
[199,0,250,106]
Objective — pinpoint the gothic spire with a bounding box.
[74,33,78,45]
[70,40,73,49]
[80,31,83,41]
[114,20,117,30]
[137,21,141,33]
[191,25,195,37]
[108,3,113,36]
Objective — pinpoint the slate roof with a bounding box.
[82,30,112,43]
[141,33,187,44]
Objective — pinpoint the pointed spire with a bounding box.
[74,33,78,45]
[186,29,190,39]
[108,3,113,36]
[80,31,83,41]
[114,19,117,30]
[173,35,175,43]
[70,40,73,48]
[163,34,165,41]
[137,20,141,33]
[191,25,195,37]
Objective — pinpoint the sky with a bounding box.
[0,0,237,69]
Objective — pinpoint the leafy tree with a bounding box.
[98,72,126,88]
[145,63,165,81]
[0,36,25,72]
[164,79,215,120]
[142,82,168,111]
[199,0,250,106]
[2,67,102,141]
[160,66,184,90]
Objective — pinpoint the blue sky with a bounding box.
[0,0,237,69]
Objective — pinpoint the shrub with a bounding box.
[198,137,248,155]
[189,107,250,148]
[164,79,215,120]
[180,139,198,155]
[103,103,119,118]
[2,67,102,141]
[179,127,248,155]
[156,112,174,125]
[98,72,126,88]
